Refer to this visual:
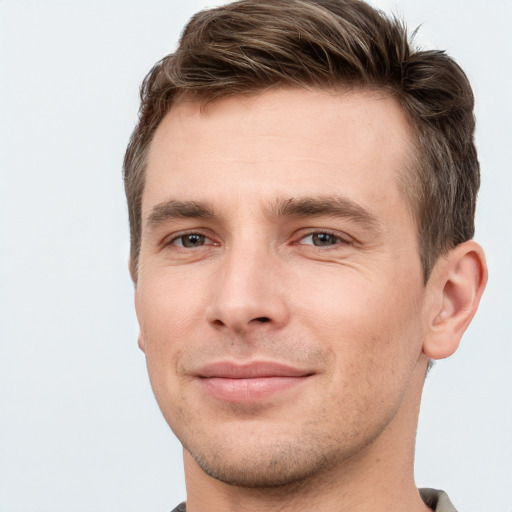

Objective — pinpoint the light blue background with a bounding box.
[1,1,510,511]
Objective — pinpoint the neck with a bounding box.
[183,358,431,512]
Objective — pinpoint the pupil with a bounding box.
[313,233,334,246]
[183,234,204,247]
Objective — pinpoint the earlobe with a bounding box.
[134,290,146,353]
[423,241,487,360]
[138,331,146,353]
[128,257,138,285]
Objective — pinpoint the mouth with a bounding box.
[194,361,314,403]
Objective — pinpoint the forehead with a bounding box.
[144,88,416,220]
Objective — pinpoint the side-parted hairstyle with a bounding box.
[123,0,479,282]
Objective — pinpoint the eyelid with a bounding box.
[164,229,218,247]
[294,228,353,247]
[161,227,352,248]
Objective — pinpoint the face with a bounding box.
[135,88,430,487]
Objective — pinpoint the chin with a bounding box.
[189,441,335,489]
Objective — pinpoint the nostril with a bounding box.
[254,317,271,323]
[209,314,275,330]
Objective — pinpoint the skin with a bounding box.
[134,88,487,512]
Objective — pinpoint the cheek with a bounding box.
[135,280,195,420]
[135,273,206,379]
[138,267,207,332]
[302,275,425,429]
[294,267,425,372]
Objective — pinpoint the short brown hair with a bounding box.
[124,0,479,282]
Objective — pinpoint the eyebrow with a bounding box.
[145,195,382,232]
[268,196,382,231]
[146,199,216,229]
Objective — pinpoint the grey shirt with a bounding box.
[171,488,458,511]
[420,488,458,512]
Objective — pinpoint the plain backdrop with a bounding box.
[0,1,510,511]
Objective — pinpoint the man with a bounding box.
[123,1,487,510]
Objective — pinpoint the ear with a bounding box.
[128,259,146,353]
[128,257,138,284]
[134,286,146,354]
[423,241,487,360]
[137,331,146,353]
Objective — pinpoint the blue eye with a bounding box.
[302,232,342,247]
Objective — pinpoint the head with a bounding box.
[124,0,486,497]
[124,0,479,284]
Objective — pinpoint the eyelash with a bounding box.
[166,230,218,249]
[165,229,351,250]
[295,230,351,248]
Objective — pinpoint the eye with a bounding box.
[300,232,344,247]
[171,233,212,248]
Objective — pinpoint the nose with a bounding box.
[205,244,290,334]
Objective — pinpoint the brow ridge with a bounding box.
[146,199,216,229]
[268,195,381,230]
[145,195,381,233]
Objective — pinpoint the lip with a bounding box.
[194,361,314,403]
